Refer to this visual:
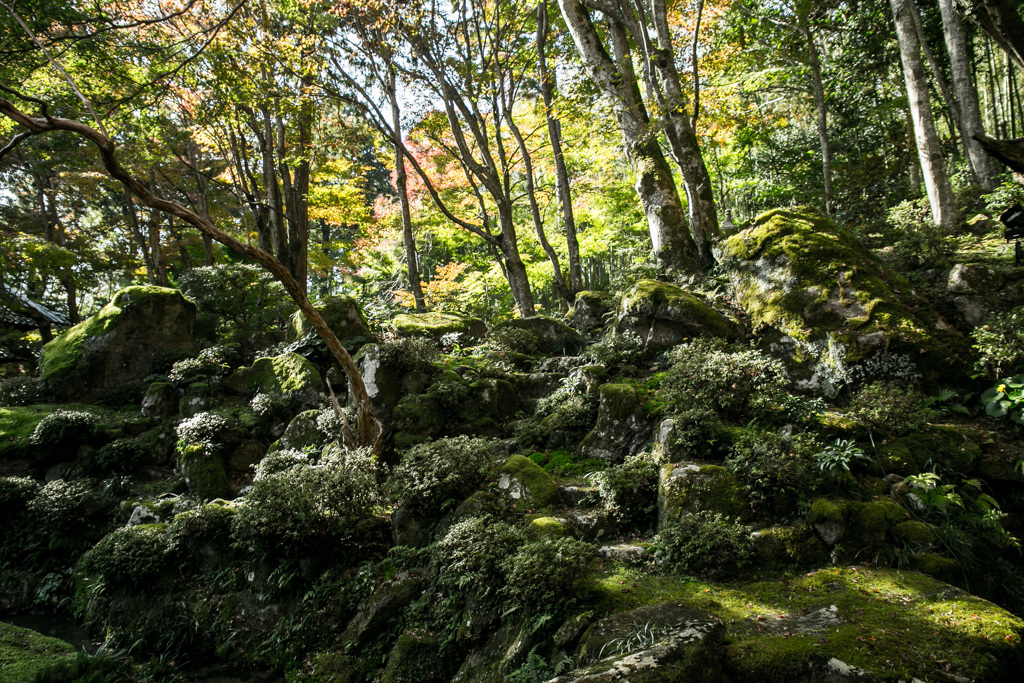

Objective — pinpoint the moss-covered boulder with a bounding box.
[288,295,371,346]
[809,497,910,557]
[498,454,559,511]
[350,344,403,425]
[579,384,652,463]
[880,426,982,476]
[571,290,615,332]
[277,409,330,452]
[140,382,181,419]
[178,443,230,500]
[392,395,446,448]
[391,312,486,342]
[716,207,972,393]
[491,316,585,355]
[0,621,75,681]
[380,629,443,683]
[658,463,750,528]
[225,352,323,404]
[40,286,196,402]
[616,280,735,352]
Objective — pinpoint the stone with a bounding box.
[598,543,650,563]
[392,506,432,548]
[349,344,403,424]
[578,384,651,463]
[225,352,324,405]
[381,629,441,683]
[715,207,972,394]
[288,295,371,345]
[560,485,600,507]
[179,394,214,418]
[497,454,560,511]
[391,312,487,342]
[392,394,446,448]
[657,462,749,528]
[278,409,329,452]
[178,443,230,501]
[564,509,616,543]
[491,316,585,355]
[127,505,161,527]
[966,213,993,235]
[227,440,266,473]
[615,280,735,352]
[341,574,425,649]
[40,286,195,402]
[572,291,615,332]
[527,516,573,540]
[947,263,1003,294]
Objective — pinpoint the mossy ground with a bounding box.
[593,564,1024,681]
[0,621,75,682]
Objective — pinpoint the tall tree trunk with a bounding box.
[387,63,426,312]
[911,0,968,165]
[891,0,958,229]
[558,0,701,275]
[122,191,156,283]
[537,1,582,297]
[941,0,1002,188]
[496,205,536,317]
[960,0,1024,70]
[796,9,834,215]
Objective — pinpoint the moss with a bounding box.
[500,454,560,510]
[289,295,370,343]
[380,629,442,683]
[392,395,446,449]
[297,651,361,682]
[893,520,935,547]
[0,621,75,681]
[883,426,982,476]
[526,516,571,540]
[659,463,749,523]
[592,565,1024,682]
[844,499,908,554]
[752,525,828,567]
[912,553,961,583]
[620,280,734,339]
[178,443,230,500]
[391,312,486,340]
[809,498,845,526]
[40,286,185,384]
[228,352,323,399]
[0,406,53,460]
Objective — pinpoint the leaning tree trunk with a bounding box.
[891,0,958,229]
[558,0,702,275]
[941,0,1003,188]
[0,96,383,452]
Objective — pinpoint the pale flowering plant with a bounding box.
[981,375,1024,425]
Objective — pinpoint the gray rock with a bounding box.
[615,280,735,353]
[808,657,882,682]
[598,543,650,563]
[341,574,425,649]
[947,263,1003,295]
[560,485,600,508]
[572,291,614,332]
[141,383,182,419]
[127,505,161,527]
[564,509,616,542]
[179,395,214,418]
[578,384,651,463]
[279,410,329,452]
[228,440,266,474]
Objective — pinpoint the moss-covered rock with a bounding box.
[0,406,54,473]
[288,295,371,345]
[809,498,846,546]
[140,382,181,419]
[392,394,446,448]
[225,352,323,404]
[750,525,828,567]
[579,384,652,463]
[0,621,75,681]
[178,443,230,500]
[658,463,750,528]
[716,207,972,394]
[278,409,329,452]
[498,454,559,511]
[881,426,982,476]
[391,312,486,342]
[351,344,403,425]
[571,290,615,332]
[40,286,196,402]
[380,628,443,683]
[526,515,573,540]
[491,316,585,355]
[616,280,735,352]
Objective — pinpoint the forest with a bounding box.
[3,0,1024,681]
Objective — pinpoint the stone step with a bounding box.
[564,508,616,543]
[559,484,600,508]
[598,543,651,563]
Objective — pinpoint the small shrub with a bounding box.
[814,439,872,479]
[378,337,440,374]
[660,339,789,421]
[0,476,37,530]
[29,409,98,446]
[150,347,197,376]
[846,381,936,436]
[425,375,471,412]
[250,391,296,421]
[972,306,1024,378]
[94,439,148,476]
[880,198,957,270]
[178,264,295,342]
[596,454,659,529]
[79,524,174,586]
[432,514,525,606]
[583,332,650,377]
[724,429,820,518]
[232,447,382,559]
[253,448,313,480]
[654,511,754,578]
[175,411,228,448]
[28,479,95,530]
[32,651,136,683]
[500,537,597,612]
[517,377,599,450]
[0,376,43,406]
[386,436,495,517]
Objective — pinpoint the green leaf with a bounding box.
[986,401,1008,417]
[981,387,1003,402]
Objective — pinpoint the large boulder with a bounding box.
[579,384,652,463]
[571,291,615,332]
[288,295,371,344]
[716,207,972,394]
[391,312,486,343]
[491,316,585,354]
[40,286,195,402]
[616,281,735,352]
[225,352,324,405]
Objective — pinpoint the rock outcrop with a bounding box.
[616,280,736,352]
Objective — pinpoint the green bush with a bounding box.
[485,327,540,356]
[432,514,525,606]
[175,411,228,448]
[583,331,650,377]
[178,264,295,342]
[500,537,597,612]
[723,429,821,518]
[28,479,96,530]
[879,198,956,271]
[0,475,37,517]
[846,381,936,436]
[94,438,148,476]
[149,347,197,376]
[0,376,44,406]
[654,511,754,578]
[596,454,659,529]
[253,448,313,480]
[78,524,173,586]
[517,383,598,450]
[378,337,440,374]
[32,652,136,683]
[972,305,1024,378]
[29,409,98,446]
[386,436,495,517]
[232,447,382,559]
[660,339,789,421]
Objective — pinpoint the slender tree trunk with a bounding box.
[537,1,582,297]
[940,0,1002,188]
[891,0,957,228]
[911,0,968,166]
[122,191,156,283]
[387,64,426,312]
[496,205,536,317]
[797,10,834,215]
[558,0,701,274]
